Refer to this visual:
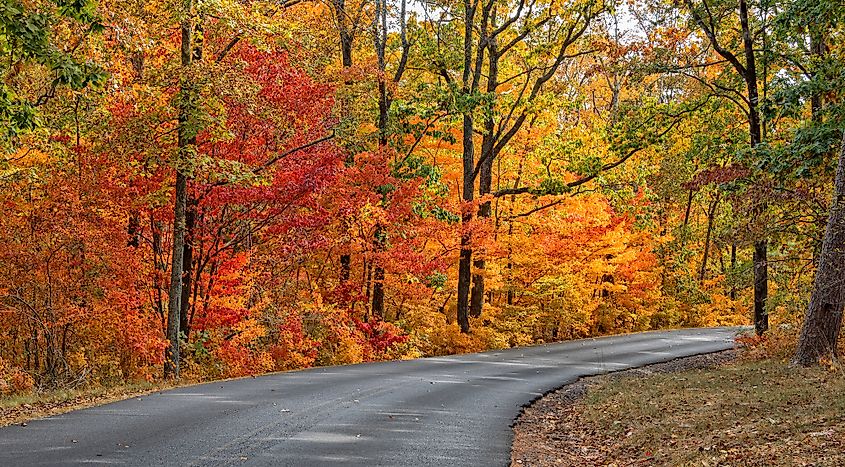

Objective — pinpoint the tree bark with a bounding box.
[794,132,845,365]
[679,188,694,251]
[470,20,498,319]
[739,0,768,335]
[334,0,354,287]
[686,0,768,333]
[165,172,186,379]
[457,112,475,334]
[729,241,737,300]
[699,194,719,282]
[456,0,479,333]
[165,0,194,379]
[371,225,386,320]
[179,201,195,340]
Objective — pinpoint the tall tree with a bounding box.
[164,0,195,379]
[430,0,601,332]
[370,0,411,319]
[794,131,845,365]
[682,0,769,334]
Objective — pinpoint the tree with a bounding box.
[163,0,196,379]
[680,0,770,334]
[425,0,601,332]
[793,132,845,365]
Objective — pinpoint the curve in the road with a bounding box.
[0,327,738,466]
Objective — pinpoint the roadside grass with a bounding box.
[0,381,178,427]
[579,357,845,466]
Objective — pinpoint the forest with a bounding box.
[0,0,842,392]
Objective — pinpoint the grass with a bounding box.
[0,381,178,427]
[579,357,845,466]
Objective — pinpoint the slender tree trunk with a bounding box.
[470,155,492,318]
[680,188,694,251]
[699,194,719,282]
[166,173,187,378]
[371,12,389,318]
[179,201,195,340]
[739,0,768,335]
[729,241,737,300]
[334,0,354,286]
[794,132,845,365]
[753,240,768,334]
[457,0,478,333]
[457,113,475,333]
[470,26,497,319]
[371,226,386,320]
[165,0,194,379]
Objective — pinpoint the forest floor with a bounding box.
[511,348,845,466]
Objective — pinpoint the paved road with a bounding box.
[0,327,738,466]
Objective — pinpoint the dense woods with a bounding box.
[0,0,842,392]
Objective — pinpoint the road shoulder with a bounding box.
[510,351,738,466]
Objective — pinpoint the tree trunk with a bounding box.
[457,113,475,333]
[470,26,497,319]
[470,156,492,318]
[699,194,719,282]
[371,225,385,320]
[165,0,194,379]
[753,240,768,334]
[165,172,186,379]
[334,0,354,287]
[179,200,195,340]
[371,14,389,319]
[729,241,737,300]
[739,0,768,335]
[679,188,694,251]
[794,132,845,365]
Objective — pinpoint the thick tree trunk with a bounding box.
[165,1,194,379]
[794,132,845,365]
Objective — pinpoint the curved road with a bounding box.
[0,327,738,466]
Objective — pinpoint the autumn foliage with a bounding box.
[0,0,842,393]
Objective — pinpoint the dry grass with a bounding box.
[0,381,177,427]
[513,352,845,466]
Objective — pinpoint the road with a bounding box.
[0,327,738,466]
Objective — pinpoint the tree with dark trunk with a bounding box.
[435,0,598,332]
[793,132,845,365]
[370,0,410,320]
[683,0,768,334]
[165,0,195,379]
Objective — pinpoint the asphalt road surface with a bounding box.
[0,327,738,466]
